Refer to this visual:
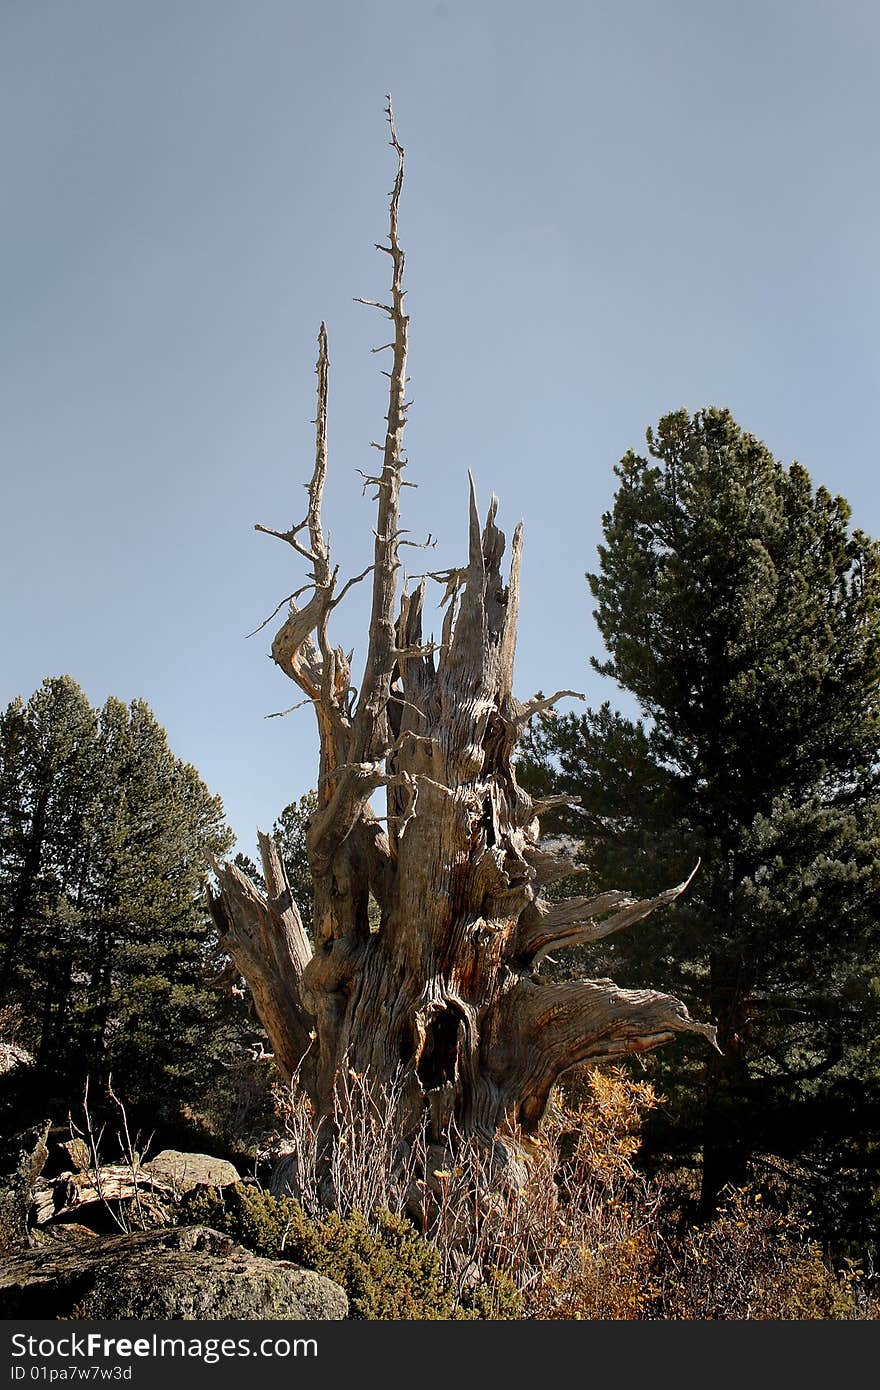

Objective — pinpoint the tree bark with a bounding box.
[209,99,716,1170]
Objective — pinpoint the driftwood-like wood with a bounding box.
[210,100,716,1169]
[31,1166,173,1226]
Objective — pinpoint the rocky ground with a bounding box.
[0,1051,347,1321]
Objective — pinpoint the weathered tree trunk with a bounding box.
[209,101,715,1173]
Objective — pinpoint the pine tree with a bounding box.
[0,676,236,1115]
[0,677,98,1018]
[520,408,880,1225]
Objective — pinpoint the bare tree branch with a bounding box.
[352,96,410,762]
[265,698,313,720]
[354,297,394,315]
[246,584,316,639]
[515,863,701,964]
[331,564,375,608]
[253,521,316,563]
[209,856,314,1087]
[515,690,586,725]
[486,976,718,1129]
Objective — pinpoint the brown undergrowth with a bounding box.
[56,1064,875,1318]
[212,1063,875,1319]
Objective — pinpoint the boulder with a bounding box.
[144,1150,240,1193]
[0,1224,348,1320]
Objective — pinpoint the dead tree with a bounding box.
[210,101,715,1171]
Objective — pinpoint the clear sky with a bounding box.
[2,1,879,851]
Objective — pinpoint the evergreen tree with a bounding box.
[520,409,880,1230]
[0,677,97,1006]
[0,676,236,1116]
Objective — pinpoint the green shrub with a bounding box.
[180,1184,463,1319]
[457,1267,523,1320]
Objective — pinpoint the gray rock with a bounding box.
[0,1224,348,1320]
[144,1150,241,1193]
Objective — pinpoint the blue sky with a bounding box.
[2,1,879,851]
